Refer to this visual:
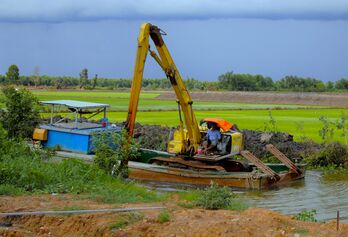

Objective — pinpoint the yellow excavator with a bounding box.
[125,23,246,171]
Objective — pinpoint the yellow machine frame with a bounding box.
[126,23,201,156]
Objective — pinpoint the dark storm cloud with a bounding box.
[1,0,348,23]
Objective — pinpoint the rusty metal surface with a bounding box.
[240,150,280,182]
[193,153,234,162]
[266,144,302,175]
[149,157,226,171]
[129,167,264,189]
[128,161,305,189]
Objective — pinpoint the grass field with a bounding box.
[33,90,348,143]
[33,90,320,111]
[46,109,348,143]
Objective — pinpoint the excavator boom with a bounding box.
[126,23,201,155]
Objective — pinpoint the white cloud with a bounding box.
[1,0,348,22]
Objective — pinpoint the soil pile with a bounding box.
[242,130,319,161]
[133,124,318,161]
[0,195,347,237]
[133,123,176,152]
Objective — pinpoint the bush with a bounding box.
[0,184,24,195]
[294,210,317,222]
[0,86,40,139]
[194,182,241,210]
[92,130,139,178]
[157,210,171,223]
[305,142,348,167]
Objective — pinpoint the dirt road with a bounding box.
[0,195,347,237]
[157,91,348,107]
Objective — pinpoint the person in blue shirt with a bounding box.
[204,122,221,153]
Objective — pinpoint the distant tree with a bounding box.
[335,78,348,90]
[326,81,334,91]
[79,68,88,88]
[277,75,325,92]
[217,71,274,91]
[6,64,19,84]
[33,66,41,87]
[92,74,98,89]
[0,86,40,139]
[0,75,6,84]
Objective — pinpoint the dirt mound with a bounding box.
[242,130,319,160]
[125,208,348,237]
[132,124,317,160]
[156,91,348,107]
[133,123,176,152]
[1,195,347,237]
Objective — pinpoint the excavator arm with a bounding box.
[126,23,201,155]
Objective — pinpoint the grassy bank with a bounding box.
[0,136,164,203]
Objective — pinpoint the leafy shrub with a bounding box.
[0,86,40,139]
[158,210,171,223]
[294,210,317,222]
[263,111,278,132]
[109,220,128,229]
[110,212,144,229]
[318,115,335,142]
[305,142,348,167]
[0,184,24,195]
[92,130,139,178]
[194,182,242,210]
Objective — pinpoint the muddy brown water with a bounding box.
[142,170,348,223]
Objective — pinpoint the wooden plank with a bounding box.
[265,144,302,175]
[240,150,280,182]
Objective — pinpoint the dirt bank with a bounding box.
[156,91,348,107]
[0,195,347,237]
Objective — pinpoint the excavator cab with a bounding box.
[199,118,243,155]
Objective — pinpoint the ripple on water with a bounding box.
[139,170,348,222]
[246,171,348,222]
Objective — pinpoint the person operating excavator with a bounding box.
[204,122,221,153]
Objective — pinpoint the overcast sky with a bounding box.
[0,0,347,81]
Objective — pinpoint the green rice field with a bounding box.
[85,109,348,143]
[34,90,348,143]
[33,90,320,111]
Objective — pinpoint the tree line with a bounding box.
[1,64,348,92]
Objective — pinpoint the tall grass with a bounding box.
[0,130,163,203]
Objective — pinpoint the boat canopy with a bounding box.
[201,118,233,132]
[40,100,109,109]
[40,100,109,129]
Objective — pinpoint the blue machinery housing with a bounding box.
[38,100,120,154]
